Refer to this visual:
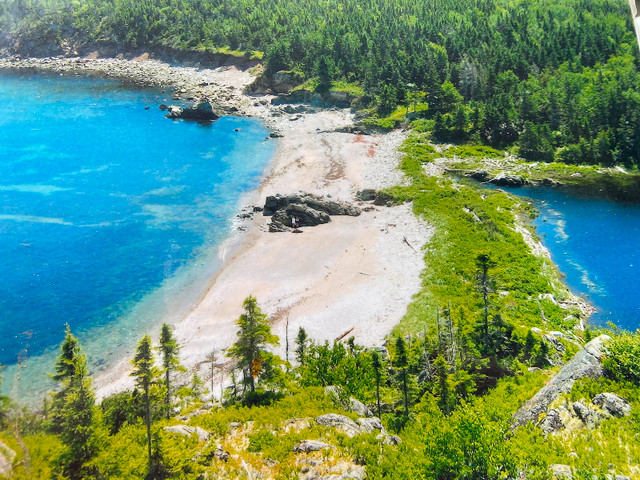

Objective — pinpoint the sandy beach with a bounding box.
[0,55,432,398]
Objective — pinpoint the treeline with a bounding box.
[2,0,640,165]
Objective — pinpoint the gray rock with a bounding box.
[324,386,373,417]
[380,434,402,445]
[572,402,606,428]
[490,173,527,187]
[164,425,210,441]
[512,335,610,429]
[356,189,377,201]
[372,192,396,206]
[271,70,298,94]
[294,440,333,452]
[286,203,331,226]
[0,440,15,476]
[549,464,573,479]
[356,417,384,434]
[165,101,219,121]
[315,413,362,437]
[592,393,631,417]
[539,408,565,433]
[470,170,490,182]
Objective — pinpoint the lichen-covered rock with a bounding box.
[294,440,334,452]
[0,440,15,477]
[512,335,610,429]
[539,408,565,433]
[164,425,210,441]
[572,402,606,428]
[592,392,631,417]
[315,413,362,437]
[356,417,384,434]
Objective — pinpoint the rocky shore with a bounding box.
[0,54,264,118]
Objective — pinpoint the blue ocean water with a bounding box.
[0,72,275,399]
[504,186,640,330]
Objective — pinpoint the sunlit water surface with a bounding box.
[0,73,275,401]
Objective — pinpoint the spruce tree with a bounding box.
[51,326,96,479]
[294,327,308,366]
[371,350,383,418]
[131,335,156,476]
[157,323,180,418]
[227,296,279,394]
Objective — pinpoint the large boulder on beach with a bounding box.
[165,101,219,121]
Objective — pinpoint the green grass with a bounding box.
[389,134,582,337]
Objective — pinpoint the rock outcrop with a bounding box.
[294,440,333,453]
[315,412,400,445]
[164,425,211,442]
[0,441,15,477]
[489,172,527,187]
[512,335,610,428]
[592,392,631,417]
[165,101,220,121]
[264,193,361,232]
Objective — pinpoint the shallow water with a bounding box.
[0,73,275,401]
[500,185,640,330]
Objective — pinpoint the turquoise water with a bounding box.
[499,185,640,330]
[0,73,275,400]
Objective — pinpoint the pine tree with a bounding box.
[157,323,180,418]
[131,335,156,476]
[227,296,279,394]
[51,326,96,479]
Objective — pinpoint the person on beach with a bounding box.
[292,216,297,228]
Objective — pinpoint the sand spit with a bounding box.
[0,55,433,398]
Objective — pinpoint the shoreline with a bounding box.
[0,54,433,400]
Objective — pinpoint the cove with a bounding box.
[494,184,640,331]
[0,72,275,401]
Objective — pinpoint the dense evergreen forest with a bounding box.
[2,0,640,166]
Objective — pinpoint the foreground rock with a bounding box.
[264,193,361,232]
[512,335,610,428]
[0,441,15,477]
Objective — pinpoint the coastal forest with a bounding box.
[1,0,640,165]
[0,0,640,479]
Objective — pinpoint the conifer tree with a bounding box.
[394,337,410,417]
[51,326,96,479]
[227,296,279,393]
[131,334,156,476]
[157,323,180,418]
[371,350,383,418]
[295,327,308,366]
[475,253,497,354]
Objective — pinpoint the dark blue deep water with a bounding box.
[0,73,275,399]
[503,185,640,330]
